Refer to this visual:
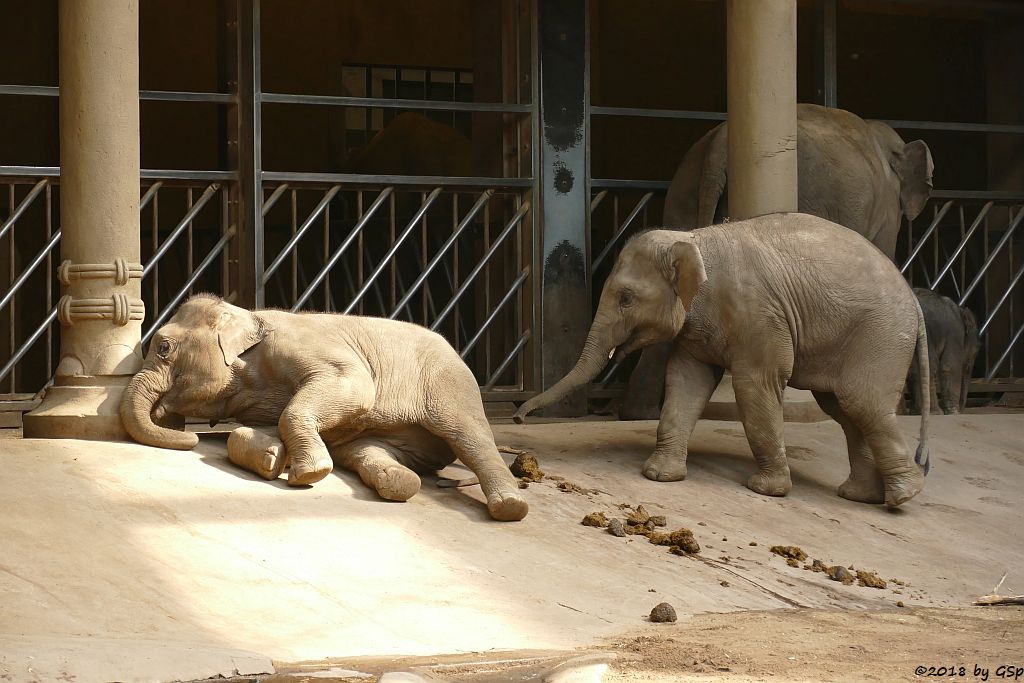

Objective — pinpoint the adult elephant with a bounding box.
[622,104,935,420]
[119,294,528,522]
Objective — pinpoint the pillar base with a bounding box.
[22,378,131,441]
[700,374,828,423]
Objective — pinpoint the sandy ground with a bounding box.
[1,410,1023,683]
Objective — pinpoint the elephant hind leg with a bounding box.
[426,415,527,521]
[812,391,884,504]
[333,437,422,502]
[835,397,923,507]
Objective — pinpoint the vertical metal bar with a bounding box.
[324,199,332,311]
[186,186,195,296]
[8,184,15,392]
[536,0,591,411]
[45,183,53,379]
[290,188,298,305]
[152,189,159,318]
[357,190,365,315]
[814,0,838,108]
[232,0,264,308]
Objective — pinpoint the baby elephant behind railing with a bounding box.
[903,288,980,415]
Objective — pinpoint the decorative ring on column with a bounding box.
[58,259,143,285]
[56,295,145,326]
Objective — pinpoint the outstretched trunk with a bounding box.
[120,368,199,449]
[513,318,619,423]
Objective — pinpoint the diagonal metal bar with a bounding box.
[430,200,530,332]
[900,200,953,274]
[290,187,393,311]
[0,231,61,312]
[140,181,163,211]
[261,183,289,217]
[0,178,49,243]
[959,207,1024,306]
[263,184,342,284]
[483,329,531,390]
[143,227,237,343]
[931,201,992,292]
[592,192,654,271]
[986,319,1024,381]
[142,183,220,276]
[389,189,493,319]
[460,267,530,359]
[343,187,443,314]
[979,259,1024,336]
[0,307,57,384]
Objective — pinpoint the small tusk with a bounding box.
[608,347,616,360]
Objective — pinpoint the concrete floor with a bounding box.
[0,411,1021,682]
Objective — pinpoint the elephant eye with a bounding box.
[156,339,173,359]
[619,289,635,307]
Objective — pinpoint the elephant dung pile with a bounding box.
[581,505,700,556]
[509,452,544,485]
[773,549,891,589]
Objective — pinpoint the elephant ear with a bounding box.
[670,239,707,313]
[215,306,268,366]
[894,139,934,221]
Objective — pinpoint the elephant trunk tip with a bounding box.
[512,413,527,425]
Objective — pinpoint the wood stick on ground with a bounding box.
[974,572,1022,606]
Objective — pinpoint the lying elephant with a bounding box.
[515,213,931,507]
[119,294,528,521]
[623,104,935,420]
[904,288,979,415]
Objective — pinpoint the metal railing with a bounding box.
[900,194,1024,385]
[258,178,534,394]
[0,172,234,393]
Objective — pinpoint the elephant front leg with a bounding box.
[642,350,722,482]
[227,426,289,480]
[280,370,375,486]
[732,370,792,496]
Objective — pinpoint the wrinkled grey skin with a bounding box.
[624,104,934,421]
[516,214,931,507]
[120,294,527,521]
[904,288,979,415]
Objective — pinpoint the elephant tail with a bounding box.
[912,300,931,475]
[696,126,728,227]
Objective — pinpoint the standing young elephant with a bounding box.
[623,104,935,420]
[906,288,979,415]
[515,213,931,507]
[120,294,528,521]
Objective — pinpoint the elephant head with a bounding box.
[120,294,268,449]
[514,231,706,422]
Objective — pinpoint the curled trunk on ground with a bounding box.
[120,369,199,449]
[513,324,616,423]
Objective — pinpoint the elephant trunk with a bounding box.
[120,368,199,450]
[513,319,619,423]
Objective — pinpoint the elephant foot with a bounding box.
[288,448,334,486]
[486,489,529,521]
[227,427,289,481]
[837,474,885,504]
[746,466,792,497]
[884,467,925,507]
[370,463,422,502]
[619,403,661,421]
[642,452,687,482]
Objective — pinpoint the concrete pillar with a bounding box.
[23,0,144,440]
[726,0,798,219]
